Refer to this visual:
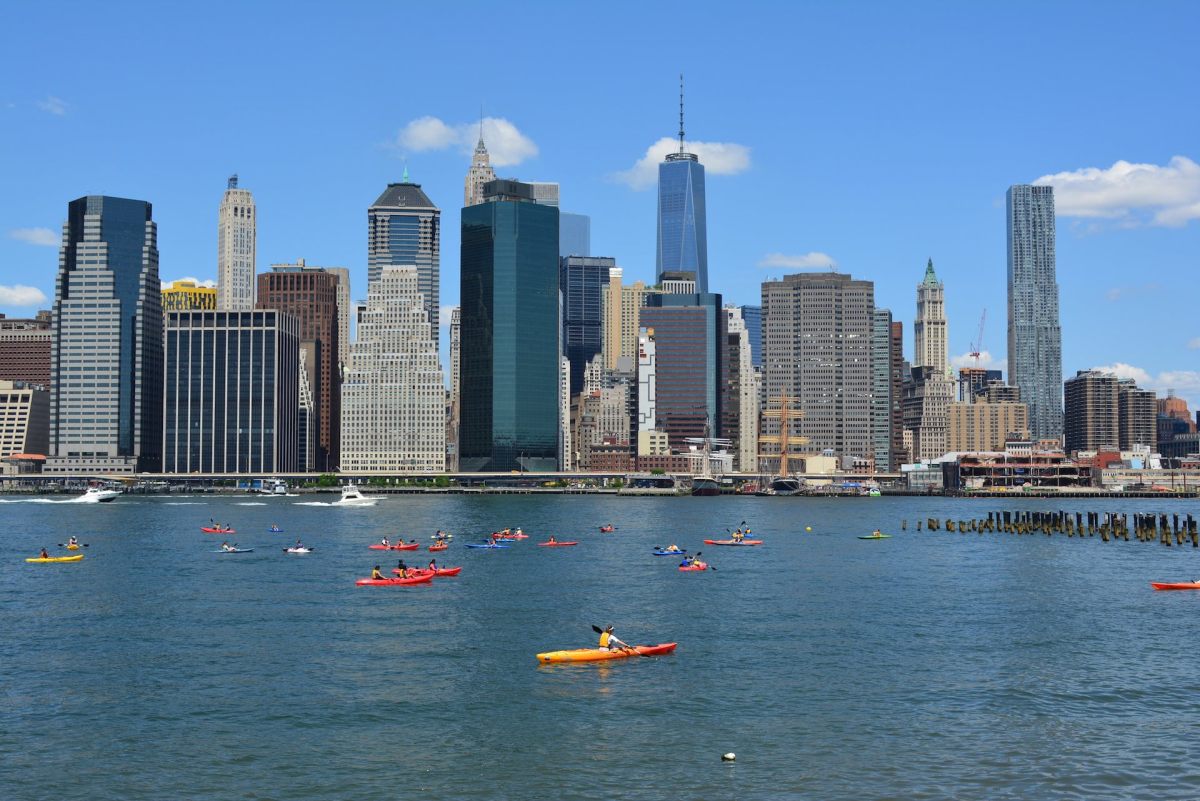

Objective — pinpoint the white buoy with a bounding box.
[722,752,736,761]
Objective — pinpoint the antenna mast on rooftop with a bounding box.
[678,73,686,154]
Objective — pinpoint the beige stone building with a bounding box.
[948,401,1029,453]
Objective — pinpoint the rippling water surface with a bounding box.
[3,494,1200,800]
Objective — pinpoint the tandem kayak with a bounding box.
[429,543,449,552]
[1151,581,1200,590]
[678,562,709,572]
[201,527,235,534]
[26,554,85,563]
[368,542,420,551]
[538,541,579,547]
[537,642,677,664]
[394,567,462,578]
[355,574,434,587]
[857,534,892,540]
[215,548,254,554]
[702,539,763,546]
[465,543,510,549]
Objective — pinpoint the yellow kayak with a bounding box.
[536,643,677,663]
[66,544,80,550]
[26,554,85,563]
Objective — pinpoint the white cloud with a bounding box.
[162,277,217,288]
[8,227,58,246]
[950,350,1007,373]
[1188,338,1200,350]
[1091,362,1200,411]
[0,285,49,306]
[36,96,67,116]
[396,116,538,167]
[613,137,751,190]
[1034,155,1200,227]
[438,304,455,328]
[1105,283,1161,302]
[757,251,838,270]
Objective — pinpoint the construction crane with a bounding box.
[969,309,987,367]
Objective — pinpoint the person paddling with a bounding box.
[67,536,79,547]
[598,625,629,652]
[548,535,557,544]
[380,536,390,547]
[665,543,681,553]
[428,558,438,571]
[39,547,50,559]
[396,560,409,578]
[370,565,384,580]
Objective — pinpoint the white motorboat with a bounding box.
[79,486,121,503]
[334,483,382,507]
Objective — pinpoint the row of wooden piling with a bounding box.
[899,511,1200,548]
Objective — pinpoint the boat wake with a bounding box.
[236,502,268,506]
[163,502,206,505]
[0,496,104,504]
[293,501,335,507]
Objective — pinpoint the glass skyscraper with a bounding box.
[459,180,561,472]
[739,304,762,370]
[560,256,615,396]
[368,179,440,342]
[1006,184,1062,442]
[656,153,708,293]
[48,195,163,473]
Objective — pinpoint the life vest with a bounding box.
[599,631,612,648]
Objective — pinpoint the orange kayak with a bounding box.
[1151,581,1200,590]
[536,643,677,663]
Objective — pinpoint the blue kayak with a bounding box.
[464,543,510,549]
[652,550,688,556]
[267,529,284,534]
[214,548,254,554]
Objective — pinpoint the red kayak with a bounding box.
[1151,581,1200,590]
[678,562,709,572]
[429,543,449,552]
[494,534,528,541]
[368,542,420,551]
[355,574,434,586]
[538,541,579,547]
[703,539,763,546]
[598,525,614,533]
[201,527,235,534]
[395,566,462,577]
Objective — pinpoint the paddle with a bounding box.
[590,624,649,657]
[692,551,717,571]
[57,543,89,548]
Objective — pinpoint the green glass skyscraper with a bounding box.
[459,180,560,472]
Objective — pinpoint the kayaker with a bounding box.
[221,541,231,551]
[396,560,409,578]
[666,544,681,553]
[680,554,694,567]
[598,625,629,652]
[68,536,79,547]
[370,565,384,580]
[872,529,883,538]
[294,539,304,550]
[380,536,390,547]
[548,535,557,544]
[732,529,744,543]
[427,558,438,571]
[39,547,49,559]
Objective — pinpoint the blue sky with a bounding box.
[2,1,1198,407]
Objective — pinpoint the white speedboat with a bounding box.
[334,484,382,507]
[79,486,121,503]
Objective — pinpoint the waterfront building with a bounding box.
[871,309,896,471]
[1007,184,1062,441]
[459,179,560,472]
[561,256,615,395]
[723,306,758,471]
[368,177,439,341]
[163,310,299,474]
[948,400,1029,453]
[1118,379,1156,452]
[902,366,954,462]
[464,125,496,208]
[637,327,657,435]
[913,259,948,376]
[559,357,572,471]
[657,79,708,293]
[257,263,341,471]
[1064,370,1119,452]
[340,267,445,473]
[640,291,724,448]
[958,367,1004,402]
[162,279,216,311]
[1157,392,1195,433]
[761,272,874,460]
[48,195,162,474]
[739,305,762,371]
[0,380,49,458]
[216,175,256,311]
[0,311,51,387]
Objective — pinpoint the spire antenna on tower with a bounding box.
[478,104,485,145]
[678,73,686,154]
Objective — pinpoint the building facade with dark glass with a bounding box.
[656,154,708,293]
[460,180,560,472]
[560,256,614,396]
[163,310,299,474]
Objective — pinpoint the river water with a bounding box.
[2,494,1200,800]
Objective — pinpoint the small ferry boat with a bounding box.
[334,483,382,507]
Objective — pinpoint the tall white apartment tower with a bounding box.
[913,259,948,376]
[217,175,256,310]
[340,267,445,473]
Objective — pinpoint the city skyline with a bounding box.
[2,3,1198,410]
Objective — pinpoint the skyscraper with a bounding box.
[464,125,497,208]
[723,306,758,471]
[217,175,256,311]
[368,177,440,339]
[913,259,948,375]
[48,196,163,473]
[257,264,341,471]
[871,308,895,471]
[163,310,299,474]
[1007,184,1062,441]
[341,267,445,473]
[1064,370,1119,452]
[739,305,762,371]
[761,272,874,460]
[561,256,615,396]
[656,77,708,292]
[459,179,560,472]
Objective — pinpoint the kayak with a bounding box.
[355,574,434,586]
[368,542,420,551]
[858,534,892,540]
[537,642,677,664]
[215,548,254,554]
[538,541,578,547]
[201,527,235,534]
[429,543,449,552]
[26,554,85,563]
[599,526,615,533]
[494,535,528,541]
[1150,581,1200,590]
[703,539,763,546]
[678,562,709,572]
[465,543,510,549]
[268,528,284,533]
[66,544,81,551]
[653,549,687,556]
[284,547,314,554]
[394,566,462,578]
